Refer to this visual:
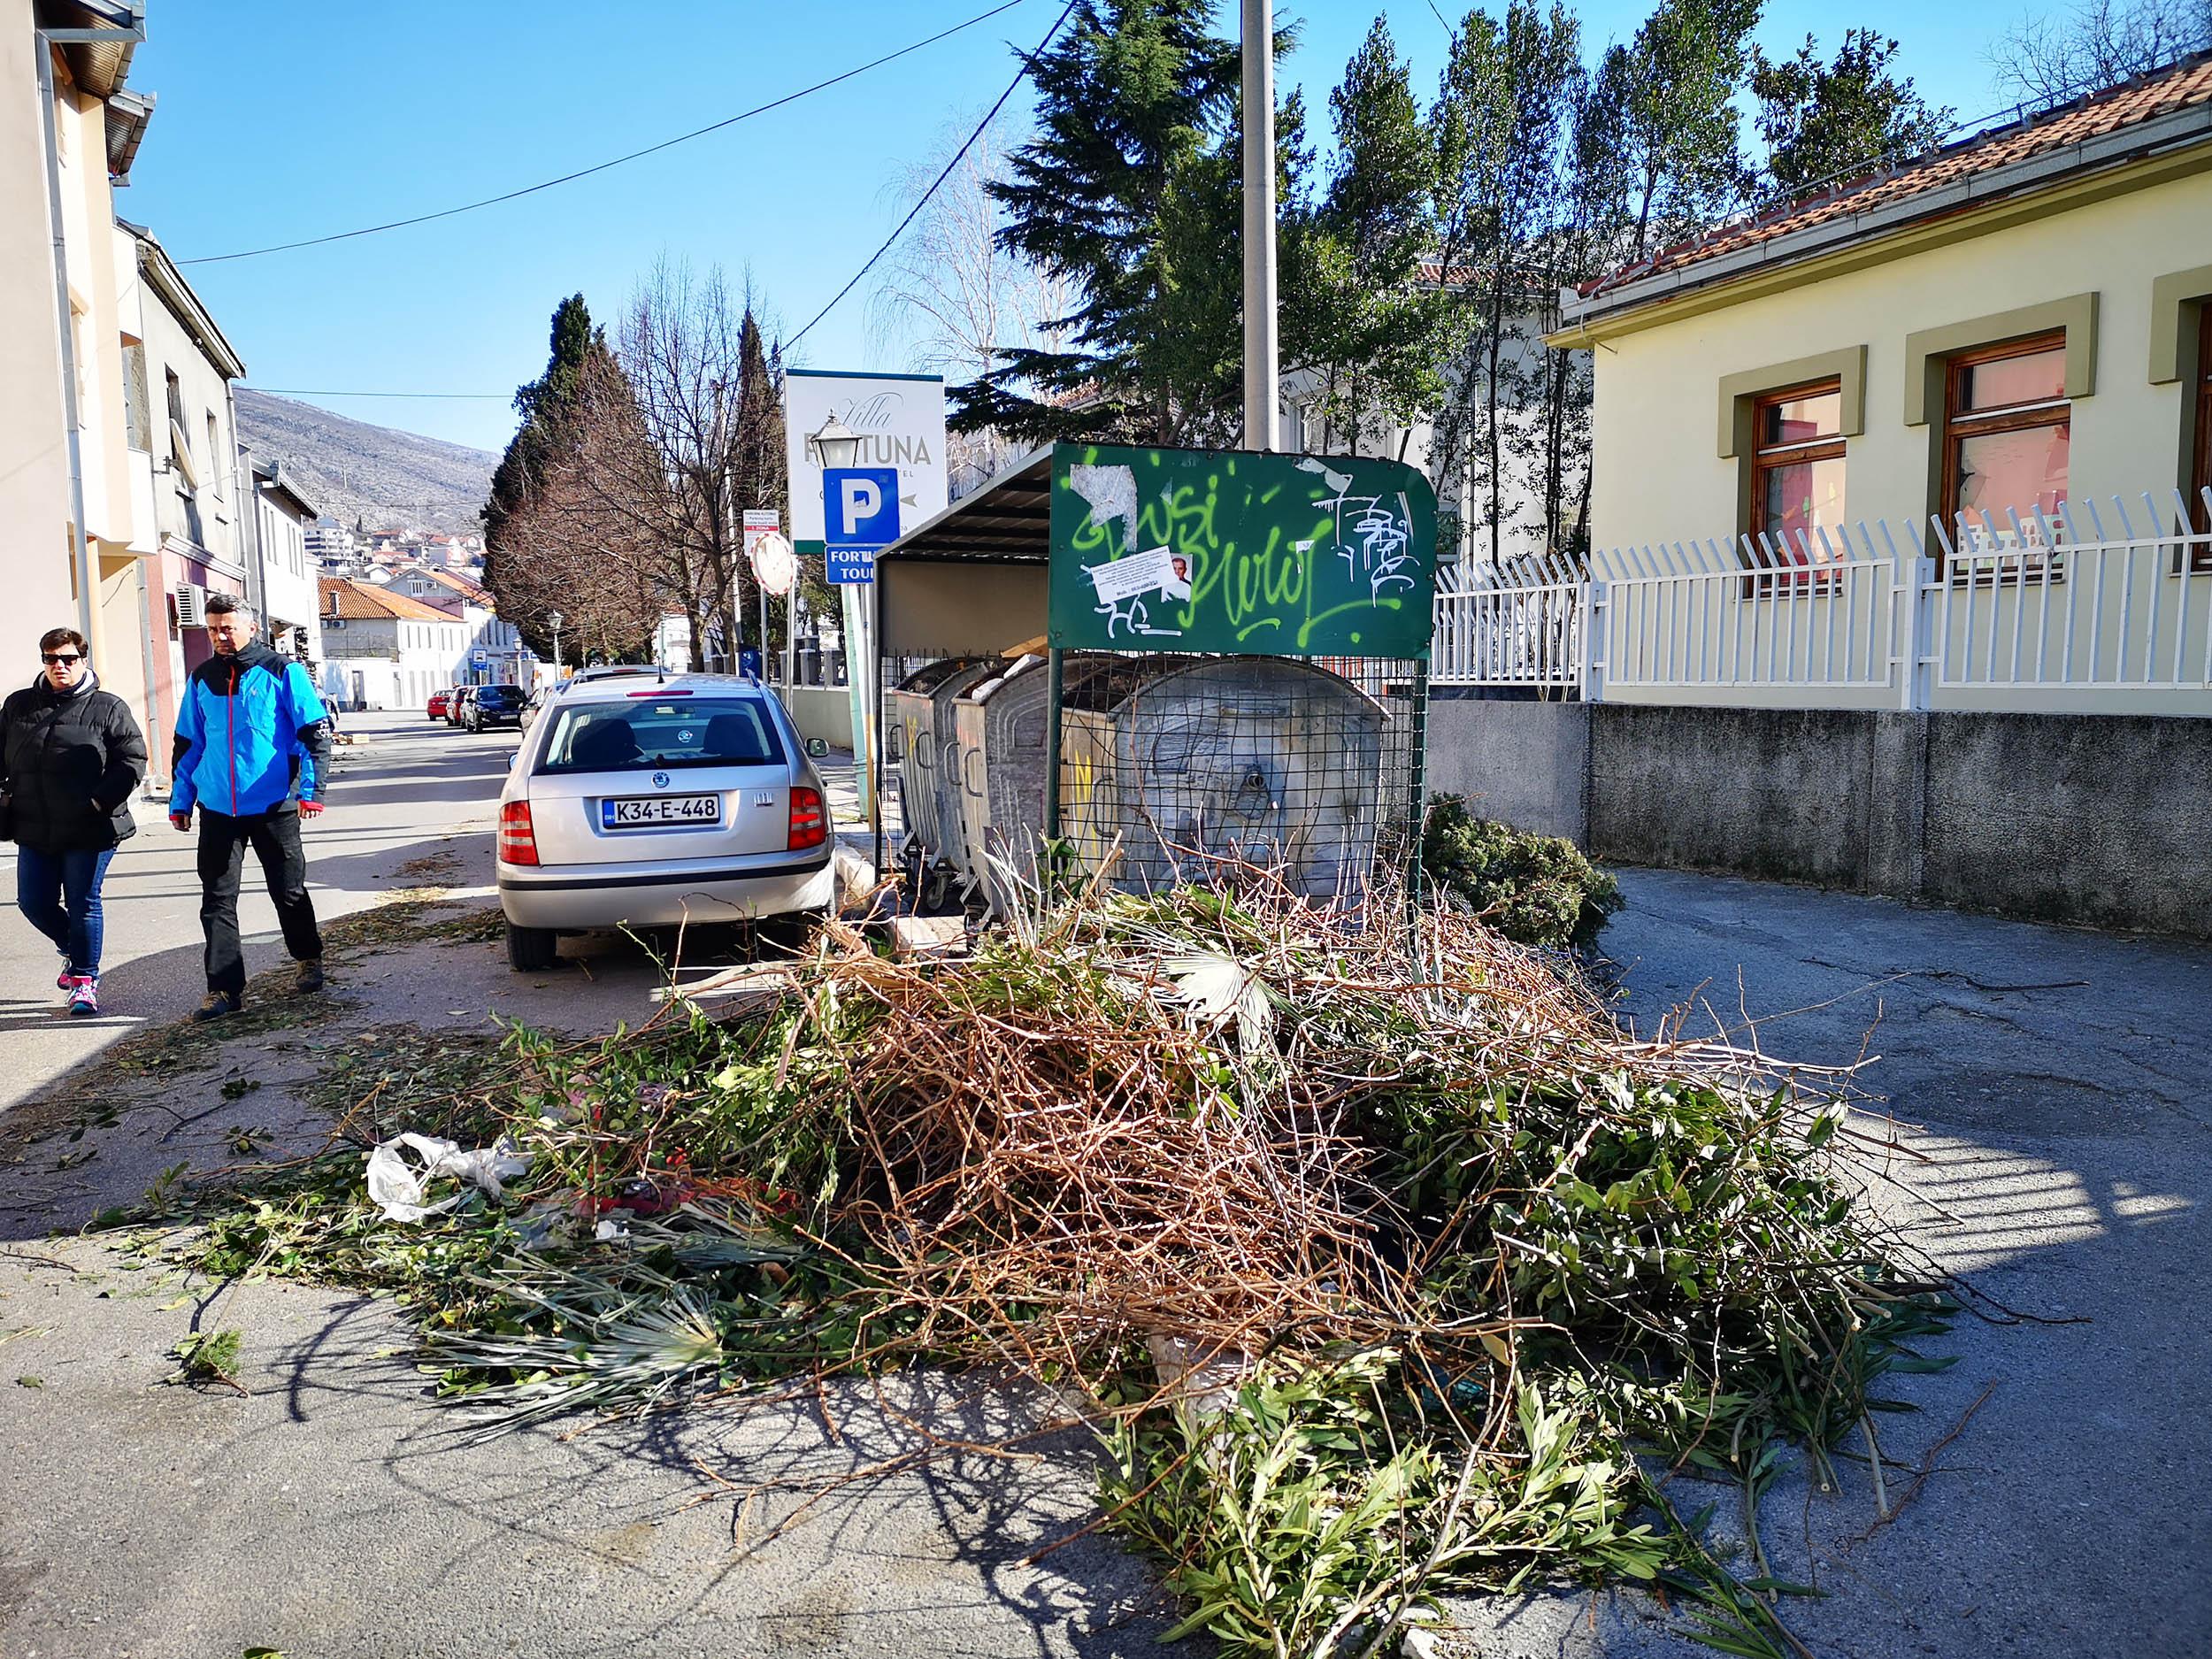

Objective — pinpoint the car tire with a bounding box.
[505,918,559,972]
[759,906,829,955]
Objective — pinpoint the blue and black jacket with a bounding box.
[169,641,332,818]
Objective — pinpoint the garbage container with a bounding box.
[887,657,997,889]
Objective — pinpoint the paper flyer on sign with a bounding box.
[1084,545,1187,605]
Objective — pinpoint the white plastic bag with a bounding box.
[365,1132,529,1223]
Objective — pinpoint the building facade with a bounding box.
[253,461,322,669]
[3,2,157,750]
[1553,56,2212,718]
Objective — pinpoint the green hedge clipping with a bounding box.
[1420,795,1622,949]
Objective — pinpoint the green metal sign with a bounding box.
[1047,442,1438,658]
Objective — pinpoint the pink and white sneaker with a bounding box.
[65,978,98,1017]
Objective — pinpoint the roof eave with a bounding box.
[130,223,247,379]
[877,447,1055,565]
[1560,100,2212,337]
[40,1,144,99]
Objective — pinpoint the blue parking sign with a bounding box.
[826,545,876,585]
[824,467,899,551]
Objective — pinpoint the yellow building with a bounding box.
[2,1,157,733]
[1553,57,2212,716]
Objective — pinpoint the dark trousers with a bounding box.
[196,807,321,996]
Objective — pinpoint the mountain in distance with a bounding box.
[234,388,503,534]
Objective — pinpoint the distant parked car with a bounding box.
[494,673,833,972]
[446,687,473,727]
[464,682,526,732]
[427,689,452,720]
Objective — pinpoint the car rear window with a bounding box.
[537,696,786,774]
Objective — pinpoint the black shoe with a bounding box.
[192,991,242,1023]
[296,959,326,995]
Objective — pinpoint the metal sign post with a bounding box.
[1241,0,1278,453]
[743,510,780,680]
[823,466,901,818]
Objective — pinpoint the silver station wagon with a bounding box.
[494,674,834,970]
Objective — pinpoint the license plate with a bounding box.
[602,793,720,828]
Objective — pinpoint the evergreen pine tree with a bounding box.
[953,0,1294,447]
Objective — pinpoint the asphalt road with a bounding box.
[1442,869,2212,1657]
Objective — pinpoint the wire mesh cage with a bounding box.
[879,647,1425,916]
[1060,652,1423,905]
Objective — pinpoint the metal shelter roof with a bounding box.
[875,449,1052,565]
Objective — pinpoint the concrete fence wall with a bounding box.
[779,685,855,751]
[1426,695,2212,939]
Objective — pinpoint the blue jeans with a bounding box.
[15,846,117,982]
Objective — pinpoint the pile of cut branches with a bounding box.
[157,873,1951,1658]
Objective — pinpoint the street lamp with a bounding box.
[808,413,862,472]
[547,610,565,682]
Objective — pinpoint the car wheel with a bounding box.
[758,906,829,955]
[505,918,559,972]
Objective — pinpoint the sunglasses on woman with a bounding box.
[42,653,82,664]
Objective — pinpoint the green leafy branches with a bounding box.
[1420,795,1622,949]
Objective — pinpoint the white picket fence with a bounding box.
[1432,552,1586,691]
[1432,491,2212,715]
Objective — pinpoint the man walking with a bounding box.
[168,594,333,1020]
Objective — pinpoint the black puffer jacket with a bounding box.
[0,670,149,853]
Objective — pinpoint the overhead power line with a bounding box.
[179,0,1036,265]
[787,0,1075,350]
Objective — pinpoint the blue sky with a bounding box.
[123,0,2027,455]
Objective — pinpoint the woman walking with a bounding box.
[0,627,148,1014]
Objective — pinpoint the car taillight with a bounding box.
[787,786,826,851]
[497,800,540,865]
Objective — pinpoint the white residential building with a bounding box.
[385,563,530,683]
[305,518,354,568]
[316,575,469,710]
[251,461,321,669]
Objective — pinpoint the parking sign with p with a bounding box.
[822,466,899,584]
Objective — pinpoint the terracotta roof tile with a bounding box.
[319,576,459,623]
[1585,55,2212,298]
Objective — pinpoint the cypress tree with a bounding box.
[483,296,616,655]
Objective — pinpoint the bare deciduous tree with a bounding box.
[491,359,665,663]
[1992,0,2211,104]
[867,116,1068,493]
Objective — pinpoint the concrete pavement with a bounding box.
[0,710,514,1113]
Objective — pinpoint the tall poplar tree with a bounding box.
[1583,0,1762,263]
[1294,19,1454,460]
[1432,0,1582,566]
[1750,30,1953,202]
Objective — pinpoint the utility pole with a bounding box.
[1240,0,1279,453]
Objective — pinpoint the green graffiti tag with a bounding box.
[1047,443,1437,659]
